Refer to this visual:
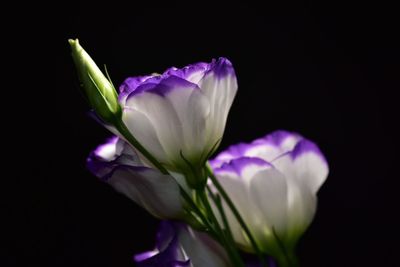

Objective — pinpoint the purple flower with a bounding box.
[87,137,184,219]
[119,58,237,174]
[209,130,329,257]
[135,221,229,267]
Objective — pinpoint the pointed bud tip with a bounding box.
[68,39,81,52]
[68,38,76,45]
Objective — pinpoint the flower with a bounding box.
[135,221,229,267]
[118,58,238,183]
[69,39,121,123]
[87,136,183,219]
[209,130,329,261]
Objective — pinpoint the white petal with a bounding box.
[123,95,173,163]
[164,87,211,163]
[199,72,237,154]
[211,157,273,251]
[107,166,182,219]
[245,131,303,162]
[186,70,207,84]
[244,144,283,162]
[284,180,316,245]
[272,141,329,194]
[250,168,288,237]
[291,152,328,194]
[270,141,327,243]
[213,172,253,248]
[123,86,212,168]
[179,226,229,267]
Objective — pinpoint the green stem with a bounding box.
[272,230,299,267]
[207,186,235,244]
[197,189,245,267]
[206,163,268,267]
[111,120,248,266]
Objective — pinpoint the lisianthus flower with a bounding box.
[118,58,237,179]
[87,137,183,219]
[209,130,329,262]
[135,221,229,267]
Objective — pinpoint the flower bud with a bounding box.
[69,39,121,123]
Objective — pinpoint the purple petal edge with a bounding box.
[86,136,120,179]
[86,137,151,182]
[134,221,191,267]
[212,130,302,163]
[290,139,328,164]
[256,130,303,146]
[119,57,235,102]
[214,157,272,176]
[126,75,200,100]
[207,57,235,78]
[165,62,208,80]
[134,251,158,262]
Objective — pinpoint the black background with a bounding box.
[8,2,399,267]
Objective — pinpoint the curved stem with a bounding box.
[206,163,269,267]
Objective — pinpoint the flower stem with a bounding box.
[272,230,299,267]
[207,186,235,245]
[197,188,245,267]
[110,117,248,266]
[206,163,269,267]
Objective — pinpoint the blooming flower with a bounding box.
[209,130,329,261]
[87,137,183,219]
[118,58,238,180]
[135,221,229,267]
[69,39,332,267]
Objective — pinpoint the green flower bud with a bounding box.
[69,39,121,123]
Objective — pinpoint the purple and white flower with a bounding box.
[135,221,229,267]
[87,137,183,219]
[119,58,237,173]
[209,130,329,257]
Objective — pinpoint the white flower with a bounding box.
[119,58,237,176]
[209,130,329,258]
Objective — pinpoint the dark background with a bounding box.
[8,2,399,267]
